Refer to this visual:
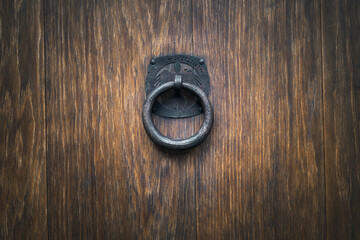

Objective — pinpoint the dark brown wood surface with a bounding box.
[322,0,360,239]
[0,0,47,239]
[45,0,198,239]
[1,0,359,239]
[193,0,325,239]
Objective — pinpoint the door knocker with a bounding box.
[142,54,214,150]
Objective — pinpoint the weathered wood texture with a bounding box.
[322,0,360,239]
[45,0,197,239]
[193,0,326,239]
[0,0,47,239]
[1,0,359,239]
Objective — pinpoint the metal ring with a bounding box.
[142,81,214,150]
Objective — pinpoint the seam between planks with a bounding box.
[319,0,327,239]
[42,0,50,239]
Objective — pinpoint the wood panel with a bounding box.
[193,0,325,239]
[45,0,197,239]
[0,0,47,239]
[1,0,357,239]
[322,0,360,239]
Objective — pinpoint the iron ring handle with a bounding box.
[142,81,214,150]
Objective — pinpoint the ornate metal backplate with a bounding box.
[145,54,210,118]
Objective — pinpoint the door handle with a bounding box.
[142,55,214,150]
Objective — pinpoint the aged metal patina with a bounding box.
[145,54,210,118]
[142,54,214,150]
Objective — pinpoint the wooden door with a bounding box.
[1,0,359,239]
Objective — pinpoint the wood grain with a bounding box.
[322,0,360,239]
[1,0,358,239]
[193,0,325,239]
[0,0,47,239]
[45,0,197,239]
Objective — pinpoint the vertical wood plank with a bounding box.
[322,0,360,239]
[0,0,47,239]
[193,0,325,239]
[45,0,196,239]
